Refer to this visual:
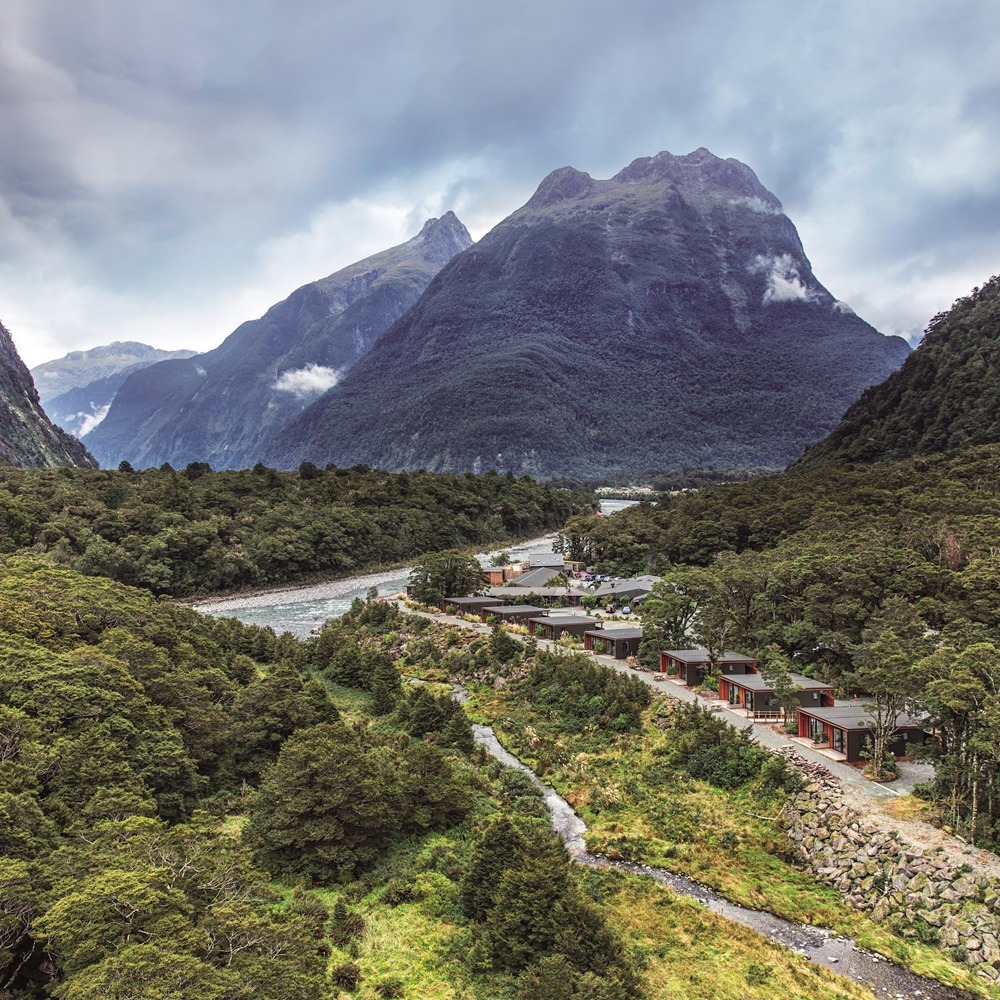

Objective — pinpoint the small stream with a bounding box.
[459,690,977,1000]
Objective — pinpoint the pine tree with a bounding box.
[442,704,476,754]
[485,833,574,971]
[370,658,402,715]
[460,817,526,921]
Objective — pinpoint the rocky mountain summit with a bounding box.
[266,148,910,477]
[0,320,95,468]
[85,213,472,469]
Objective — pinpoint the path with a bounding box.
[414,604,898,798]
[414,601,1000,882]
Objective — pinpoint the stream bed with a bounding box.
[464,702,977,1000]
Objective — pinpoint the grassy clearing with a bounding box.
[602,873,873,1000]
[302,833,882,1000]
[885,794,933,822]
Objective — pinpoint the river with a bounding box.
[193,497,638,636]
[192,532,560,637]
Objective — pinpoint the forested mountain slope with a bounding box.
[266,148,909,477]
[85,213,471,470]
[0,320,95,469]
[798,275,1000,466]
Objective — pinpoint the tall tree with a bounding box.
[848,599,932,778]
[409,549,485,606]
[244,722,395,881]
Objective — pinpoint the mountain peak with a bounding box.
[613,148,779,206]
[527,166,596,208]
[414,212,473,257]
[264,149,908,478]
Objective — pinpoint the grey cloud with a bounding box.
[0,0,998,366]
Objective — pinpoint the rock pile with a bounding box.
[781,768,1000,981]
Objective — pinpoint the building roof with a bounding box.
[486,605,546,614]
[593,575,662,596]
[527,553,566,568]
[585,627,643,641]
[798,704,928,730]
[724,671,832,692]
[444,595,498,606]
[487,586,587,599]
[531,616,600,628]
[513,566,564,589]
[660,646,756,664]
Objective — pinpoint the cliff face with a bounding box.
[265,148,909,477]
[0,321,96,468]
[85,213,472,469]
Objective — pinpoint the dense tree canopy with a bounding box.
[0,463,594,597]
[561,442,1000,843]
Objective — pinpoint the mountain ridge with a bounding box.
[264,148,909,477]
[84,213,472,469]
[31,341,197,403]
[0,320,96,468]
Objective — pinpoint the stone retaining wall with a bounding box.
[780,755,1000,981]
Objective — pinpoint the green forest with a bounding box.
[0,463,592,597]
[797,276,1000,466]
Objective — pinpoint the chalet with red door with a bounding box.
[719,672,834,721]
[796,705,929,762]
[658,647,757,686]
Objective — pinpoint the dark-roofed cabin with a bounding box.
[513,566,564,590]
[483,566,514,586]
[658,647,757,686]
[720,673,834,721]
[480,605,547,624]
[797,706,929,762]
[441,596,502,615]
[584,627,642,659]
[485,585,587,607]
[529,616,601,641]
[593,576,661,604]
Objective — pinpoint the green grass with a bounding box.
[462,683,1000,998]
[304,833,883,1000]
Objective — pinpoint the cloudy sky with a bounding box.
[2,0,998,368]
